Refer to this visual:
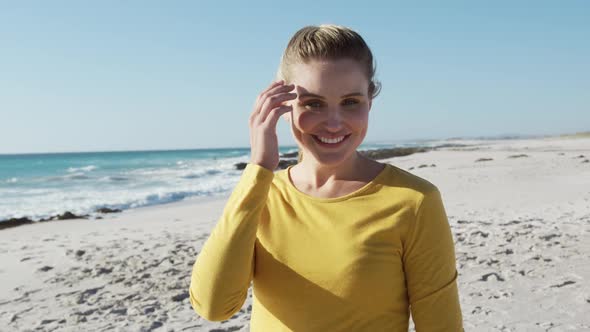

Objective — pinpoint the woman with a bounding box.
[189,24,463,331]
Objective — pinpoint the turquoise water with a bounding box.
[0,142,416,221]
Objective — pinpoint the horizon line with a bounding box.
[0,131,584,156]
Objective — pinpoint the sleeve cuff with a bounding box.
[242,163,275,184]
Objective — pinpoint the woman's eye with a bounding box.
[304,101,322,108]
[303,99,359,109]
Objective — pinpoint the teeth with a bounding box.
[317,135,345,144]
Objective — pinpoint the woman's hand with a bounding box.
[249,80,297,171]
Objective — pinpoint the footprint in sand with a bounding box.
[480,272,505,282]
[209,326,244,332]
[38,266,53,272]
[549,280,576,288]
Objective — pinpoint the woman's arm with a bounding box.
[402,188,463,331]
[189,163,273,321]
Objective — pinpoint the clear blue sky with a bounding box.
[1,1,588,154]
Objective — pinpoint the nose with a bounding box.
[323,109,343,132]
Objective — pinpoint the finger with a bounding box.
[251,85,294,124]
[252,83,294,118]
[252,80,285,113]
[263,105,293,130]
[263,80,284,95]
[259,92,297,123]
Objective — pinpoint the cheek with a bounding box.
[350,111,369,127]
[293,111,318,132]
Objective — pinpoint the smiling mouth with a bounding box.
[311,134,352,148]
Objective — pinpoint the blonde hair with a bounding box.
[276,24,381,163]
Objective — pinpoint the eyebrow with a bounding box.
[298,92,364,99]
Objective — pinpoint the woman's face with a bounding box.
[283,58,372,166]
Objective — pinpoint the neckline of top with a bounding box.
[279,163,391,203]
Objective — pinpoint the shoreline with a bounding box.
[3,134,586,229]
[0,143,469,230]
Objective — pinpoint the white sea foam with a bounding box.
[5,177,18,183]
[0,166,241,221]
[0,152,253,222]
[67,165,98,173]
[100,176,129,182]
[65,173,91,180]
[179,168,222,179]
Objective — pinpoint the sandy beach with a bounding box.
[1,136,589,331]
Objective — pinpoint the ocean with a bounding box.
[0,141,424,222]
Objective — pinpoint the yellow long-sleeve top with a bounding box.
[189,162,463,331]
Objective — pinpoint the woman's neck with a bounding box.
[294,151,378,189]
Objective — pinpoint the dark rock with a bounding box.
[508,154,529,158]
[236,146,433,170]
[475,158,493,162]
[0,217,34,230]
[358,147,430,160]
[277,159,297,170]
[95,207,122,214]
[432,143,469,149]
[75,250,86,257]
[38,266,54,272]
[418,164,428,168]
[235,159,296,171]
[56,211,88,220]
[280,151,299,158]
